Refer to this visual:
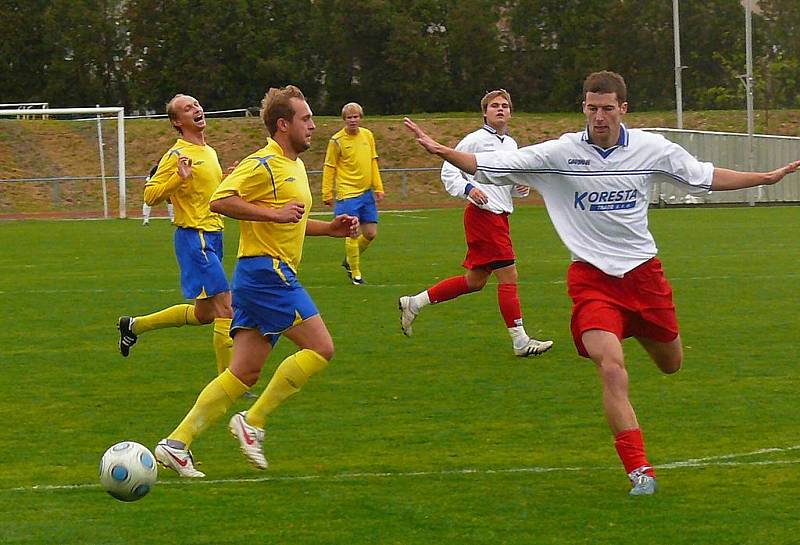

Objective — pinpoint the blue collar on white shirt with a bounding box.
[581,124,629,159]
[481,123,508,143]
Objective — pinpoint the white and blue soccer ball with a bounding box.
[99,441,157,502]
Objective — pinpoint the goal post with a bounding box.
[0,106,127,218]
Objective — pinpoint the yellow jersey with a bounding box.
[321,127,384,201]
[211,138,312,271]
[144,139,225,231]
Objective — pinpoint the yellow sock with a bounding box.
[213,318,233,374]
[345,237,361,277]
[133,304,201,334]
[357,234,372,254]
[246,349,329,429]
[170,368,249,447]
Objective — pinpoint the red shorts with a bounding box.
[567,257,679,358]
[462,204,515,269]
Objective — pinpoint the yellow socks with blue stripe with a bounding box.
[133,304,201,334]
[345,237,361,277]
[170,368,249,448]
[213,318,233,374]
[246,349,329,429]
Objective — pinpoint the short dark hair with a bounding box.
[261,85,306,136]
[583,71,627,104]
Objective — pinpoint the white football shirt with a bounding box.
[475,125,714,276]
[441,124,525,214]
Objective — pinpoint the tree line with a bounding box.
[1,0,798,115]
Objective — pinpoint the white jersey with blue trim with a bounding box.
[474,125,715,276]
[441,124,523,214]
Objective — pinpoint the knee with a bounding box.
[315,343,334,363]
[193,307,215,324]
[597,358,628,386]
[466,276,487,291]
[658,353,683,375]
[364,231,377,241]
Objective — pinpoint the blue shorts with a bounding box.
[334,190,379,224]
[174,228,230,299]
[231,256,319,345]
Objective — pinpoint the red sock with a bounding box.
[497,283,523,327]
[427,276,473,304]
[614,428,655,477]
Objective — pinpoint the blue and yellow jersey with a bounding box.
[211,138,312,271]
[321,127,383,201]
[144,139,224,231]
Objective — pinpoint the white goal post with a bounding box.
[0,106,127,218]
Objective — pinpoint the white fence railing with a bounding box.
[644,128,800,205]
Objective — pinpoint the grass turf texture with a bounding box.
[0,206,798,544]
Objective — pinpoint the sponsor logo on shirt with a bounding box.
[568,158,591,165]
[574,189,638,211]
[285,177,296,183]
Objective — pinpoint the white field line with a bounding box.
[4,444,799,493]
[3,273,800,296]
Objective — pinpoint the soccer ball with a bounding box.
[99,441,157,502]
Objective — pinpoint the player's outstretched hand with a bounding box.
[274,201,305,223]
[329,214,359,238]
[765,159,800,185]
[403,117,441,155]
[177,156,193,180]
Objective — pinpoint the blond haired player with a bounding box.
[322,102,384,284]
[154,85,358,477]
[117,94,234,375]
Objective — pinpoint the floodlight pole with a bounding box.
[744,0,756,205]
[672,0,684,129]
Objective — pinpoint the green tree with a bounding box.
[0,0,52,103]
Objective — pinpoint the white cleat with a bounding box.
[229,411,267,470]
[154,440,205,478]
[398,296,418,337]
[514,338,554,357]
[629,473,658,496]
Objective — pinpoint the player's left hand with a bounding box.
[330,214,359,238]
[374,191,385,202]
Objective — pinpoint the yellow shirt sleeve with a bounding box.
[368,131,384,193]
[143,152,182,206]
[321,138,339,202]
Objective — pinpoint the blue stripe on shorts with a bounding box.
[231,256,319,345]
[334,189,379,223]
[174,228,230,299]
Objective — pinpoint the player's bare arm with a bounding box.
[306,215,359,238]
[711,160,800,191]
[210,196,305,223]
[403,117,478,175]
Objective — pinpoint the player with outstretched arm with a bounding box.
[404,71,800,496]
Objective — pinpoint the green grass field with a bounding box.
[1,206,798,544]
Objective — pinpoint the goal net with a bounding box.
[0,106,127,219]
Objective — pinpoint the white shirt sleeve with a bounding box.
[654,136,714,195]
[474,139,558,189]
[440,135,477,198]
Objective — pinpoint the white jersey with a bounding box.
[441,124,525,214]
[475,125,714,276]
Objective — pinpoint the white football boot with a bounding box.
[229,411,268,470]
[154,440,205,478]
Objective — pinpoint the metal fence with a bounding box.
[643,128,800,205]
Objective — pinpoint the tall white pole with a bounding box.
[745,0,756,205]
[96,104,109,219]
[672,0,684,129]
